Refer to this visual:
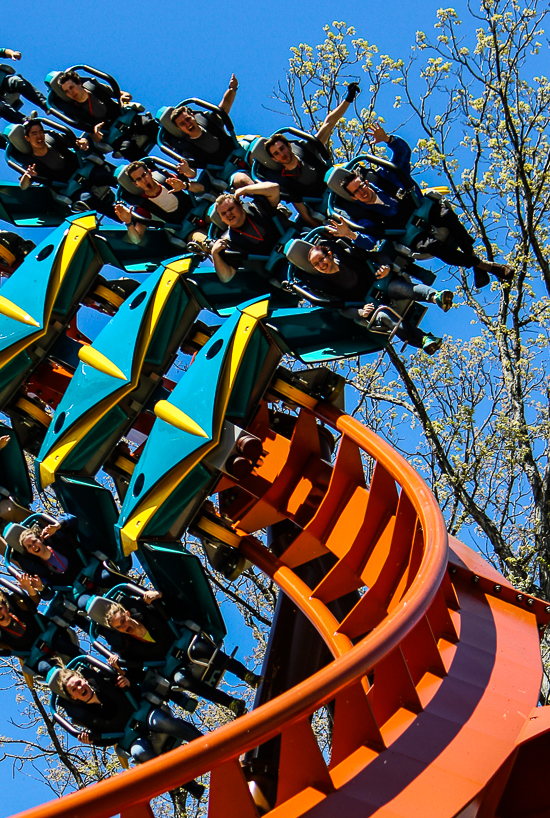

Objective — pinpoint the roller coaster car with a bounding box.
[45,66,158,160]
[325,153,453,256]
[0,118,116,227]
[115,155,213,241]
[36,257,206,501]
[116,296,284,557]
[260,233,428,363]
[247,127,331,216]
[4,512,130,605]
[87,580,227,681]
[0,575,80,677]
[156,97,251,183]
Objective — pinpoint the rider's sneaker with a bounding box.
[434,290,454,312]
[422,333,443,355]
[229,698,247,717]
[244,671,263,689]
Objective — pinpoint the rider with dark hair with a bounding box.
[57,70,157,160]
[18,119,116,217]
[332,121,512,288]
[261,83,360,227]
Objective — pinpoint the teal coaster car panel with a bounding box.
[53,475,129,569]
[116,296,283,553]
[0,181,73,227]
[0,423,33,507]
[0,213,102,410]
[94,225,193,274]
[36,257,203,490]
[186,265,299,315]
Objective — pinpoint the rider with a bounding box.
[15,515,120,604]
[17,119,117,217]
[332,121,512,288]
[211,181,288,282]
[57,70,157,160]
[0,48,49,123]
[0,585,80,675]
[114,160,207,247]
[306,241,446,355]
[167,74,249,178]
[263,82,361,227]
[55,660,204,797]
[97,587,262,716]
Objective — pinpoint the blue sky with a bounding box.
[0,1,484,814]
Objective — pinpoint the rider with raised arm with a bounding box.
[0,585,81,675]
[55,659,204,799]
[17,118,117,217]
[96,587,261,717]
[168,75,243,169]
[263,82,360,227]
[0,48,49,124]
[211,181,286,282]
[332,121,512,288]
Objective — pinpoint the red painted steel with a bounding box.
[10,401,549,818]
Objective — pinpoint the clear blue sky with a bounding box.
[0,1,473,814]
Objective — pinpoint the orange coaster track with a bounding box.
[12,401,550,818]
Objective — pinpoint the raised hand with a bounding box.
[41,522,60,540]
[366,121,390,145]
[143,590,162,604]
[114,203,133,224]
[92,122,104,143]
[325,215,356,239]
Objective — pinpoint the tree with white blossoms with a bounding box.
[274,1,550,689]
[2,2,550,815]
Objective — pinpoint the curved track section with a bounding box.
[12,401,549,818]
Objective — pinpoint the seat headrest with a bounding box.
[4,522,26,554]
[86,595,118,628]
[157,106,183,138]
[115,163,166,196]
[249,137,280,172]
[46,665,74,699]
[325,167,356,202]
[5,123,31,155]
[284,239,316,274]
[0,63,16,77]
[45,70,72,103]
[207,202,225,231]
